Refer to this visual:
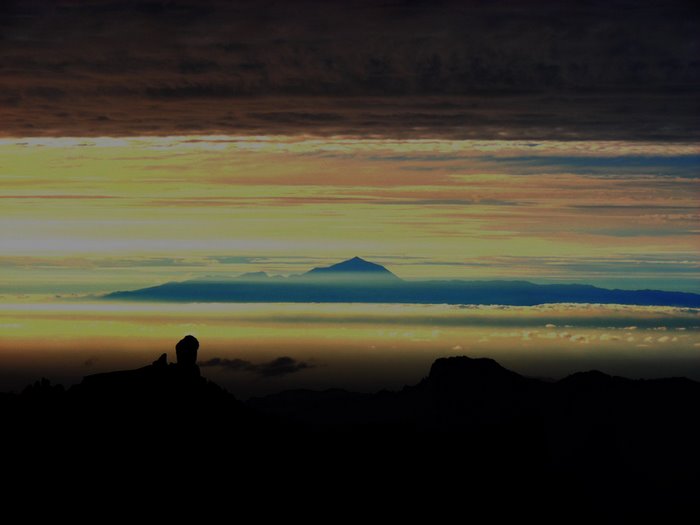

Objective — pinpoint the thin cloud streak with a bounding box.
[0,136,696,291]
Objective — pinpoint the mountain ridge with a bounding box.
[301,256,400,281]
[7,348,699,512]
[103,257,700,307]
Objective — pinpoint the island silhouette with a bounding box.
[105,256,700,307]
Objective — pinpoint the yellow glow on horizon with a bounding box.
[1,301,698,396]
[2,135,700,154]
[0,135,697,292]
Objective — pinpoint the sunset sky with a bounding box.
[1,136,698,294]
[0,0,698,295]
[0,0,699,395]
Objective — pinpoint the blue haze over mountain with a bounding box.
[105,257,700,307]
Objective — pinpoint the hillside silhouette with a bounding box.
[3,335,699,516]
[4,336,700,465]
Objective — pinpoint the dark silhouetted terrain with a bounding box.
[4,338,699,517]
[4,351,699,466]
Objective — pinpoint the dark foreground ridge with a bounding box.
[5,338,700,460]
[3,336,699,514]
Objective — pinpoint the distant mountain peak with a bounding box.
[303,257,400,280]
[104,257,700,307]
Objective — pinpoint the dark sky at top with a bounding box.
[1,0,698,139]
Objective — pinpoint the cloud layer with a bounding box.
[1,0,698,139]
[200,356,314,377]
[0,136,697,293]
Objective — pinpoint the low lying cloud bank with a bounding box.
[200,356,314,377]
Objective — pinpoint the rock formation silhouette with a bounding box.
[2,342,699,516]
[175,334,199,369]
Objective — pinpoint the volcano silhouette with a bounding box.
[104,256,700,307]
[302,256,400,281]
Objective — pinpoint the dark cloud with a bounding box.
[0,0,697,139]
[485,155,700,177]
[416,254,700,276]
[201,356,315,377]
[253,357,315,378]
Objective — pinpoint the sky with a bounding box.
[1,136,698,294]
[1,0,698,140]
[2,302,699,394]
[0,0,698,295]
